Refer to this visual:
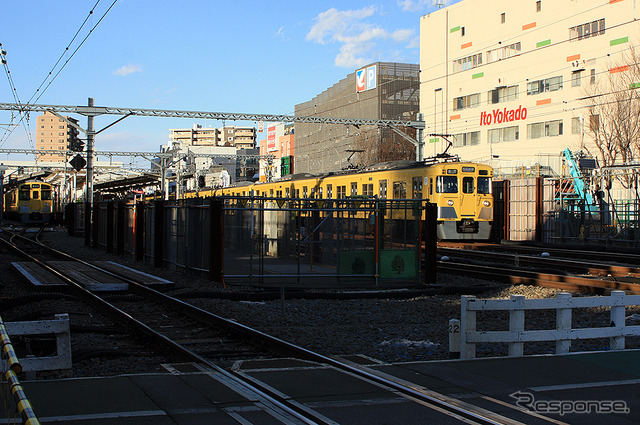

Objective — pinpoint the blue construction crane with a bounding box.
[562,148,599,213]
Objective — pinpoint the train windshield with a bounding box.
[436,176,458,193]
[477,177,492,194]
[41,189,52,200]
[19,189,30,200]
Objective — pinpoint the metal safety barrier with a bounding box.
[1,314,41,425]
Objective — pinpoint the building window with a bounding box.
[453,53,482,73]
[488,126,519,143]
[590,114,600,132]
[501,13,506,24]
[487,42,521,63]
[527,76,563,95]
[453,93,481,110]
[527,120,563,139]
[488,85,519,104]
[536,0,541,12]
[452,131,480,147]
[571,117,582,134]
[571,70,583,87]
[569,19,605,41]
[590,69,596,84]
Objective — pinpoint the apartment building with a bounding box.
[36,111,80,162]
[169,124,256,148]
[420,0,638,174]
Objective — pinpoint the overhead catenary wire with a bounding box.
[0,0,119,149]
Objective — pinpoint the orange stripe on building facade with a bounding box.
[522,22,537,31]
[609,0,625,4]
[610,65,629,74]
[450,114,461,120]
[536,98,552,106]
[461,42,472,49]
[566,54,581,62]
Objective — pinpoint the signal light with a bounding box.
[68,128,84,152]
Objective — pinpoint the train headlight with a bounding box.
[447,200,454,206]
[483,200,491,207]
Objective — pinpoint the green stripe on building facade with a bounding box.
[611,36,629,46]
[536,39,551,48]
[472,72,484,79]
[450,26,460,33]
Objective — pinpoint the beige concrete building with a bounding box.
[36,111,80,162]
[420,0,639,174]
[169,124,256,148]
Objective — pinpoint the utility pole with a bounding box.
[86,97,95,204]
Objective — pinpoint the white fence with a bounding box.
[450,291,640,359]
[3,313,72,374]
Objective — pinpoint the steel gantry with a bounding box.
[0,100,426,202]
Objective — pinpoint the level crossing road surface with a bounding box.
[2,350,639,424]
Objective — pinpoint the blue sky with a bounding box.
[1,0,460,159]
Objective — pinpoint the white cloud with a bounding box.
[397,0,448,12]
[113,64,142,76]
[307,7,415,69]
[274,26,285,39]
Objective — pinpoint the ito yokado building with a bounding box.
[419,0,639,176]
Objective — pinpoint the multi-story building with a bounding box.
[258,122,295,181]
[295,62,420,174]
[420,0,638,174]
[36,111,80,162]
[168,124,256,148]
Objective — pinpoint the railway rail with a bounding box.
[438,244,640,294]
[1,229,533,425]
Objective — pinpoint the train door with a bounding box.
[460,175,476,218]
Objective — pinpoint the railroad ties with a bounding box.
[11,260,172,291]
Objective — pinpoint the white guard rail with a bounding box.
[451,291,640,359]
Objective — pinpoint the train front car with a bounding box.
[6,182,54,223]
[429,162,493,240]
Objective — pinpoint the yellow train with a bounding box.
[188,159,494,240]
[4,181,55,224]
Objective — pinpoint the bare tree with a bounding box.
[581,45,640,193]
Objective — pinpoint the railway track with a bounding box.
[438,243,640,294]
[1,229,538,425]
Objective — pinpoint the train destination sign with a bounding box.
[479,105,527,126]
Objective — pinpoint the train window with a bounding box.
[379,180,388,199]
[303,186,308,198]
[412,177,423,199]
[295,189,300,198]
[479,169,489,176]
[318,187,323,198]
[362,183,373,197]
[429,178,433,196]
[350,182,357,196]
[276,190,282,198]
[393,181,407,199]
[270,189,274,197]
[327,184,333,198]
[33,191,40,200]
[19,189,30,200]
[436,176,458,193]
[285,188,290,198]
[478,177,492,194]
[463,177,475,193]
[337,186,346,199]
